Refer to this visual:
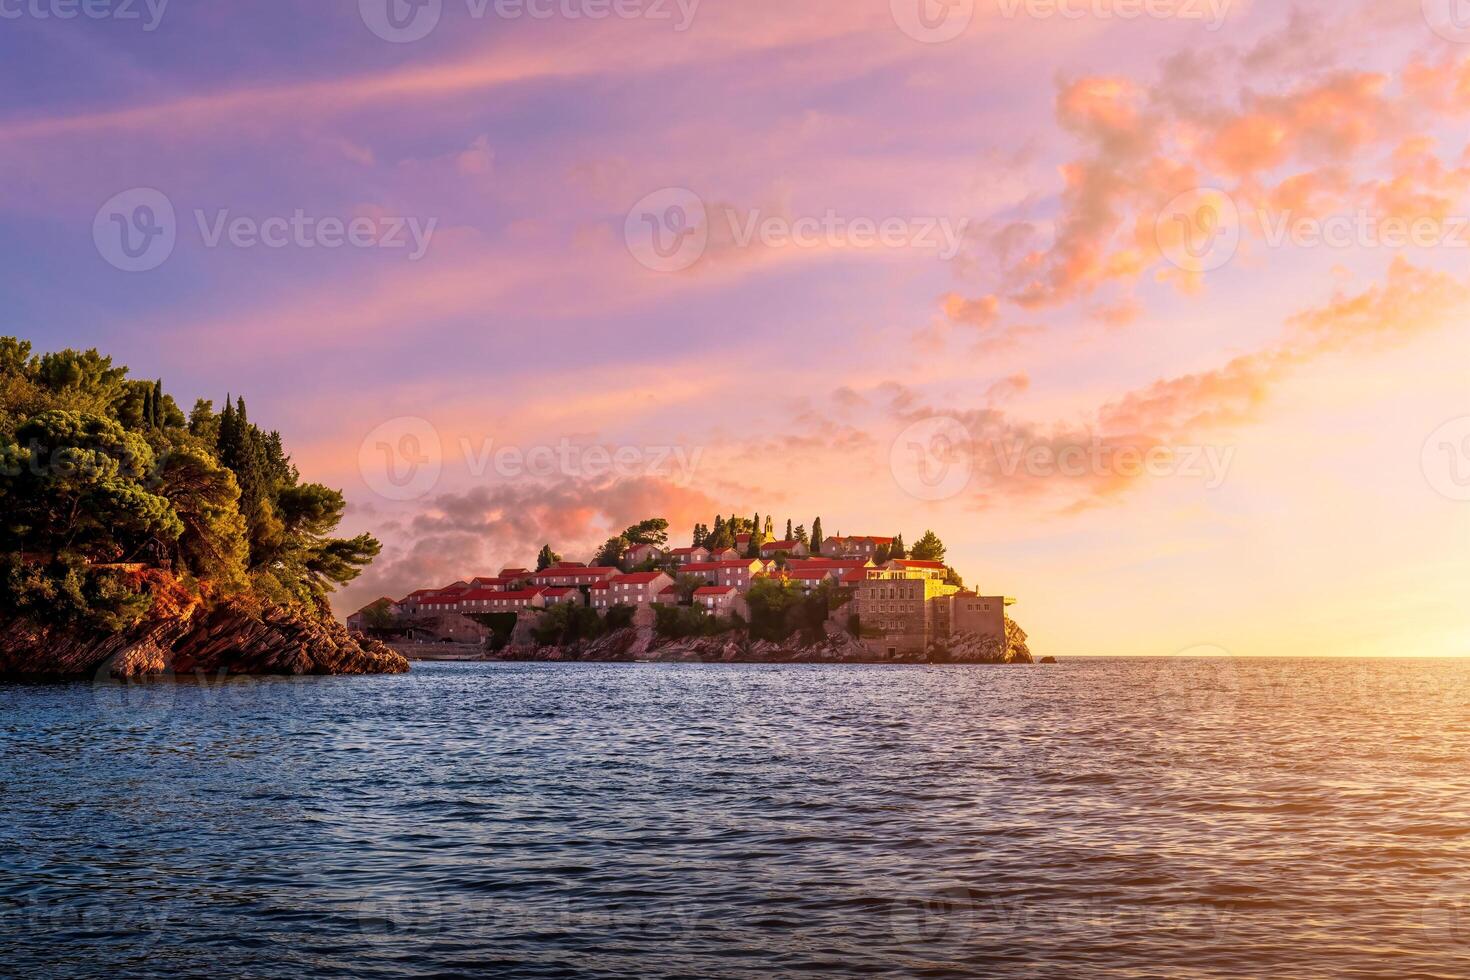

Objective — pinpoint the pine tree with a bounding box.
[709,515,728,550]
[794,524,807,544]
[891,534,907,559]
[692,523,706,548]
[811,517,823,553]
[910,530,945,562]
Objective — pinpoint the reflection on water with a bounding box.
[5,658,1470,978]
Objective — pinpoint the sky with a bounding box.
[2,0,1468,657]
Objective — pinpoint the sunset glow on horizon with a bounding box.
[5,0,1468,657]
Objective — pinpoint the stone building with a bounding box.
[680,559,765,591]
[822,536,894,559]
[590,571,674,609]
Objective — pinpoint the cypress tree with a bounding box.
[785,518,793,541]
[811,517,823,553]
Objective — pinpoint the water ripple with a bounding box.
[4,659,1470,977]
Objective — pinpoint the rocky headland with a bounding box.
[480,621,1032,666]
[0,572,407,681]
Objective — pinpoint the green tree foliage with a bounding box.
[672,572,708,600]
[891,534,907,559]
[151,445,249,591]
[910,530,946,562]
[0,338,379,625]
[531,602,608,646]
[705,515,733,551]
[744,577,840,643]
[362,598,397,630]
[594,535,629,568]
[1,411,181,561]
[654,604,733,639]
[620,518,669,547]
[536,544,561,571]
[794,523,807,544]
[785,518,793,540]
[811,517,823,553]
[188,398,219,444]
[691,523,708,548]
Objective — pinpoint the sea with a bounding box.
[4,658,1470,978]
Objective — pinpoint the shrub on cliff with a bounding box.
[654,604,733,640]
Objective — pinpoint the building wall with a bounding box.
[949,595,1007,644]
[851,575,960,655]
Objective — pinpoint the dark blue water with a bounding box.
[5,658,1470,978]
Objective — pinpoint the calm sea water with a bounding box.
[5,658,1470,978]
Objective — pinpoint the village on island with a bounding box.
[348,516,1018,661]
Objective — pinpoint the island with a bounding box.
[0,338,407,680]
[353,520,1033,665]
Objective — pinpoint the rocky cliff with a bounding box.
[489,623,1033,665]
[0,574,408,680]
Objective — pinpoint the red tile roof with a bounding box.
[485,589,544,601]
[891,559,946,569]
[532,566,617,576]
[681,560,760,573]
[695,586,738,596]
[615,572,669,585]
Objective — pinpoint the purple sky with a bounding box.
[4,0,1468,655]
